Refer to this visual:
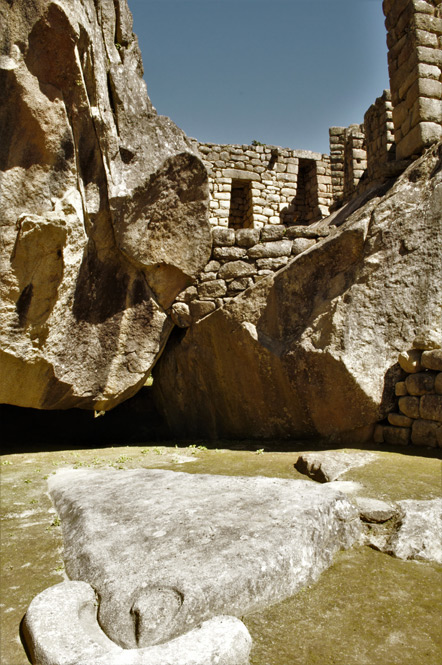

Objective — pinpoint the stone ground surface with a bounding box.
[1,441,441,665]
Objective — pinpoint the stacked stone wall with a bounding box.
[375,348,442,448]
[364,90,396,181]
[196,142,333,229]
[172,224,330,327]
[383,0,442,160]
[329,125,368,204]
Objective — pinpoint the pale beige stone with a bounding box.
[398,349,422,373]
[421,349,442,371]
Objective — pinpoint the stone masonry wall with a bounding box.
[196,142,333,229]
[383,0,442,160]
[172,223,330,327]
[364,90,396,182]
[329,124,367,204]
[375,348,442,448]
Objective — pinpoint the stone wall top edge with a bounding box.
[197,141,325,160]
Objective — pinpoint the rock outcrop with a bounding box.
[153,142,442,441]
[0,0,211,410]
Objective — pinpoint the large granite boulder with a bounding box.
[153,142,442,441]
[43,468,360,652]
[0,0,211,410]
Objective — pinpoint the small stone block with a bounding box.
[260,225,286,242]
[411,419,442,447]
[398,396,420,419]
[235,229,260,248]
[383,426,411,446]
[189,300,216,321]
[395,381,408,396]
[421,349,442,372]
[388,412,413,428]
[420,395,442,423]
[398,349,422,373]
[435,373,442,395]
[405,372,435,395]
[212,227,235,247]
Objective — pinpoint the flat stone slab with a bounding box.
[44,468,361,653]
[295,451,378,483]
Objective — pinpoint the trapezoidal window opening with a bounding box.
[228,180,253,229]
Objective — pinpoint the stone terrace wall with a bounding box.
[172,223,330,327]
[383,0,442,160]
[364,90,396,182]
[375,348,442,448]
[196,142,333,229]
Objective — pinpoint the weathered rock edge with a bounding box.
[153,142,442,441]
[47,468,361,651]
[22,581,252,665]
[0,0,211,411]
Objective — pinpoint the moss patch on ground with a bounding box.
[1,443,441,665]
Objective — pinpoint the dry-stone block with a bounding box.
[204,261,221,273]
[355,497,397,523]
[436,373,442,394]
[235,229,260,248]
[292,238,316,256]
[175,286,198,304]
[200,272,217,282]
[395,381,408,396]
[420,395,442,422]
[398,349,423,373]
[388,412,413,428]
[421,349,442,372]
[171,303,192,328]
[218,261,256,281]
[285,226,329,239]
[248,240,292,259]
[212,227,235,247]
[412,328,442,350]
[405,372,436,395]
[256,257,289,271]
[46,469,361,651]
[213,247,247,261]
[383,426,411,446]
[228,278,254,293]
[190,301,216,321]
[398,396,420,419]
[411,419,442,447]
[260,225,286,242]
[198,280,227,299]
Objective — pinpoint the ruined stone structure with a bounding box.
[167,0,441,331]
[384,0,442,159]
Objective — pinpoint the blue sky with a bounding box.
[128,0,389,154]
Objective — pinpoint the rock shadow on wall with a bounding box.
[72,242,148,325]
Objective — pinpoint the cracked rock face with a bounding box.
[152,143,442,441]
[0,0,211,410]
